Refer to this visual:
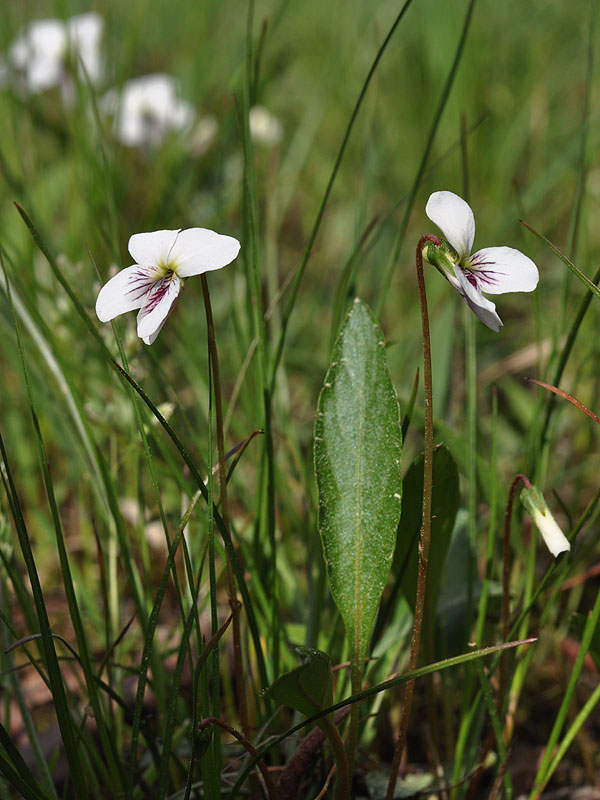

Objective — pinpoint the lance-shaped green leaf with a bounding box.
[314,298,402,667]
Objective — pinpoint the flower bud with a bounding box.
[520,485,570,557]
[422,240,458,279]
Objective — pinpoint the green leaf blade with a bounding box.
[267,648,333,719]
[315,299,402,662]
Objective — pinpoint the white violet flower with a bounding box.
[8,12,104,95]
[95,228,241,344]
[425,191,539,331]
[102,74,195,147]
[520,486,571,558]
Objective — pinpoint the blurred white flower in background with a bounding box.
[6,12,104,96]
[249,105,283,146]
[102,74,195,147]
[424,191,539,331]
[95,227,240,344]
[189,114,218,157]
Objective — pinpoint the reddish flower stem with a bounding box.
[386,234,441,799]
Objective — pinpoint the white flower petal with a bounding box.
[128,230,181,269]
[95,266,154,322]
[426,191,475,260]
[136,275,182,343]
[454,266,503,332]
[534,509,570,557]
[467,247,539,295]
[170,228,241,277]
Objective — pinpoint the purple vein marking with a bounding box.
[140,273,178,314]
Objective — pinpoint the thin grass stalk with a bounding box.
[4,259,125,794]
[474,662,512,799]
[532,0,598,474]
[535,263,600,467]
[454,482,599,795]
[0,431,88,797]
[376,0,478,316]
[240,0,278,683]
[530,585,600,796]
[125,528,183,796]
[271,0,417,387]
[550,0,595,384]
[0,581,58,800]
[450,306,479,797]
[14,202,179,715]
[156,602,200,798]
[532,681,600,799]
[204,311,222,795]
[103,311,198,720]
[386,234,439,800]
[112,362,270,694]
[475,387,499,648]
[500,475,532,705]
[0,734,49,800]
[465,473,532,800]
[462,119,477,631]
[184,614,233,800]
[201,274,250,742]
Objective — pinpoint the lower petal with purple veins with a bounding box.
[453,265,503,332]
[136,273,182,344]
[95,265,154,322]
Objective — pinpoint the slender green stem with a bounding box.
[319,714,351,800]
[386,234,439,800]
[501,474,532,706]
[200,275,249,739]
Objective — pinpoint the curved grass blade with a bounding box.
[270,0,417,389]
[0,728,50,800]
[3,259,125,794]
[376,0,478,314]
[111,361,269,695]
[521,221,600,300]
[0,431,88,798]
[157,611,233,799]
